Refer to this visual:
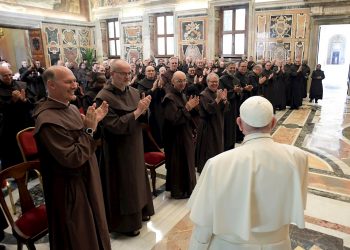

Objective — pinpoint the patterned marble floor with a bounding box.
[2,87,350,249]
[151,87,350,250]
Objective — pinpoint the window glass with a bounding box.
[223,34,232,54]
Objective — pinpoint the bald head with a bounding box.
[171,71,187,92]
[0,66,13,85]
[145,66,156,79]
[44,66,77,104]
[110,59,131,90]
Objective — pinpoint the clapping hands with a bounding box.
[83,101,109,132]
[134,93,152,119]
[185,95,200,111]
[12,89,26,102]
[216,89,227,103]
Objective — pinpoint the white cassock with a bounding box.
[187,133,308,250]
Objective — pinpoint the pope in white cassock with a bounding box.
[188,96,308,250]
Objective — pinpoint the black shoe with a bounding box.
[122,230,140,237]
[0,245,5,250]
[142,216,151,222]
[172,192,190,199]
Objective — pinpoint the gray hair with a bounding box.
[206,72,219,84]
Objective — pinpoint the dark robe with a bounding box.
[247,71,260,96]
[0,80,34,169]
[196,88,229,173]
[302,63,310,98]
[95,84,154,233]
[33,98,111,250]
[261,69,274,102]
[284,63,293,106]
[19,66,28,75]
[181,63,193,74]
[216,67,226,77]
[272,68,287,110]
[21,69,47,102]
[81,86,102,113]
[247,60,256,71]
[235,71,251,101]
[148,87,166,147]
[186,74,195,85]
[219,73,240,150]
[309,69,325,101]
[137,77,155,96]
[76,68,89,90]
[290,64,304,109]
[138,77,165,147]
[162,86,197,198]
[234,71,251,142]
[186,82,206,97]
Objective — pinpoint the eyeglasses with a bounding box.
[175,79,187,83]
[113,71,132,77]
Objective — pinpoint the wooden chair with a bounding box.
[16,127,38,162]
[142,124,165,196]
[16,127,43,208]
[0,161,48,250]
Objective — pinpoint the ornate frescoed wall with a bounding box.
[29,29,46,68]
[90,0,141,9]
[42,23,95,66]
[255,9,310,61]
[122,24,143,62]
[178,16,208,61]
[0,0,81,13]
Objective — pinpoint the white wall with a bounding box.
[318,24,350,88]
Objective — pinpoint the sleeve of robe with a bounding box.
[37,124,97,168]
[311,71,316,79]
[163,98,192,126]
[222,100,230,112]
[200,94,221,115]
[96,99,138,135]
[219,78,237,101]
[137,83,153,97]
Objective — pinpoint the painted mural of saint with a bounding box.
[184,45,202,62]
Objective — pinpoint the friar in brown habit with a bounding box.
[96,59,154,236]
[162,71,199,199]
[33,66,111,250]
[196,73,229,173]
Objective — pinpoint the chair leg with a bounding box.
[7,183,16,215]
[16,240,23,250]
[150,169,157,196]
[26,241,36,250]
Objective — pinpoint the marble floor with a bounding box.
[2,86,350,249]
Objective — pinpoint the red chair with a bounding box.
[16,127,43,215]
[16,127,38,162]
[0,161,48,250]
[142,124,165,196]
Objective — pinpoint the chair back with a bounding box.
[0,161,48,248]
[0,161,41,227]
[16,127,38,162]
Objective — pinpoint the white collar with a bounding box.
[242,133,272,144]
